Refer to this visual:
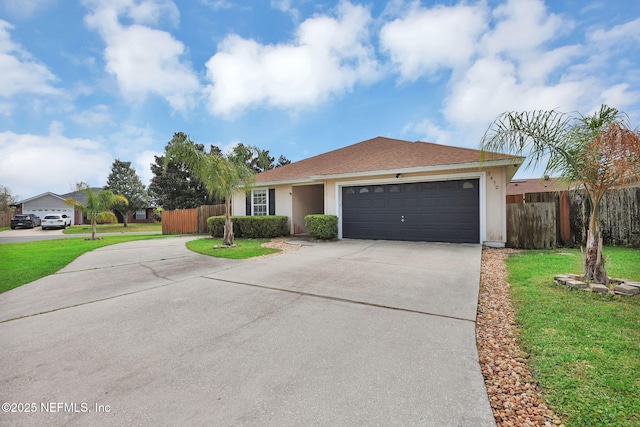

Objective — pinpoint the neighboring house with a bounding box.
[232,136,522,247]
[506,177,571,203]
[12,191,84,225]
[13,188,155,225]
[507,177,640,203]
[113,208,156,224]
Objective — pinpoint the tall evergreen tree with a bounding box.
[276,155,291,167]
[149,133,220,210]
[229,143,290,172]
[105,160,150,227]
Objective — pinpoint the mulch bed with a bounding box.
[477,248,565,427]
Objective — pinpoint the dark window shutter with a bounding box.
[245,192,251,216]
[268,188,275,215]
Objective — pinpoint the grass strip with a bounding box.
[186,238,279,259]
[63,223,162,234]
[506,247,640,427]
[0,235,167,293]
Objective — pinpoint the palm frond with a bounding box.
[480,109,577,176]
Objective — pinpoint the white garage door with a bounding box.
[23,208,75,225]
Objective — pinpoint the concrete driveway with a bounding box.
[0,237,494,426]
[0,227,65,243]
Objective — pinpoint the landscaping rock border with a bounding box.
[554,274,639,296]
[478,248,564,427]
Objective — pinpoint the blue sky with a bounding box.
[1,0,639,199]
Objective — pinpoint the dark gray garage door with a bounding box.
[342,179,479,243]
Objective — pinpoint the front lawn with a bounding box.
[63,222,162,234]
[507,247,640,427]
[0,235,168,293]
[186,238,280,259]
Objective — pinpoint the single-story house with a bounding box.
[232,136,523,247]
[13,188,155,225]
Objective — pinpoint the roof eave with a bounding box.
[253,158,524,186]
[253,177,320,187]
[18,192,65,204]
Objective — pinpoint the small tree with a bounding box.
[481,105,640,284]
[105,160,150,227]
[0,185,18,214]
[65,188,128,240]
[164,137,256,246]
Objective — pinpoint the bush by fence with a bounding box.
[208,216,289,238]
[305,214,338,240]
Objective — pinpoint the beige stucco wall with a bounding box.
[231,190,244,216]
[483,167,508,245]
[232,185,294,232]
[292,185,324,234]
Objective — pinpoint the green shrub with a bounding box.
[207,216,289,238]
[305,214,338,240]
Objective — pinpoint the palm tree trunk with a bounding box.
[91,213,97,240]
[223,197,234,246]
[585,198,607,284]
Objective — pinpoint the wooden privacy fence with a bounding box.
[570,187,640,247]
[0,213,9,227]
[162,204,226,234]
[507,202,556,249]
[507,187,640,249]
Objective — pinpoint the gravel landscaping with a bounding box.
[478,248,564,427]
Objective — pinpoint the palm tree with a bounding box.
[164,138,255,246]
[481,105,640,284]
[65,188,128,240]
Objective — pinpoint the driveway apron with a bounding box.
[0,237,494,426]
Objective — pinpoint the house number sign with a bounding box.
[488,173,499,190]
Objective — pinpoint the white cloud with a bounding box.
[590,17,640,45]
[481,0,566,58]
[382,0,597,138]
[403,118,452,146]
[0,20,58,98]
[203,1,379,118]
[444,56,586,128]
[516,45,583,84]
[271,0,299,21]
[0,127,113,197]
[135,149,161,186]
[71,104,113,127]
[199,0,233,11]
[379,3,488,81]
[109,124,155,160]
[83,0,200,111]
[1,0,56,19]
[600,84,640,109]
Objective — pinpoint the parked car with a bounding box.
[42,214,71,230]
[10,214,41,229]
